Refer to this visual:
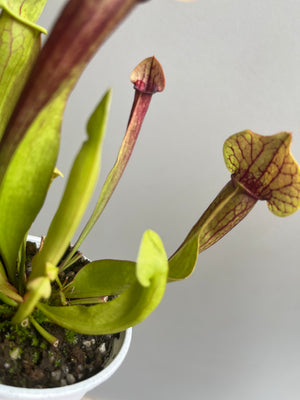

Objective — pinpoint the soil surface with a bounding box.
[0,240,121,388]
[0,322,119,388]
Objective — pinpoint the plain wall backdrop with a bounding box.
[34,1,300,399]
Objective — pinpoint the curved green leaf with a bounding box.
[64,260,136,299]
[37,230,168,334]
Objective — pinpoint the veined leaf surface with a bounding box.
[224,130,300,216]
[168,130,300,281]
[0,0,47,139]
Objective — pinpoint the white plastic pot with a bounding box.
[0,235,132,400]
[0,328,132,400]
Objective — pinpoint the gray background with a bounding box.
[35,1,300,399]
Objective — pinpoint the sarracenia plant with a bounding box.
[0,0,300,344]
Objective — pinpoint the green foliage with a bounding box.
[168,235,199,281]
[65,329,77,344]
[169,130,300,281]
[0,0,47,33]
[0,0,298,348]
[31,89,111,279]
[0,99,61,283]
[12,89,111,324]
[0,5,52,286]
[64,259,136,298]
[38,230,168,334]
[0,0,171,340]
[0,0,46,139]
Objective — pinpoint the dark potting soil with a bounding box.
[0,321,120,388]
[0,240,121,388]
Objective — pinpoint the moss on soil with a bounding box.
[0,240,120,388]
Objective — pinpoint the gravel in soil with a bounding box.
[0,320,120,388]
[0,240,121,388]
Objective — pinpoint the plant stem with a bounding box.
[68,296,108,305]
[29,316,59,346]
